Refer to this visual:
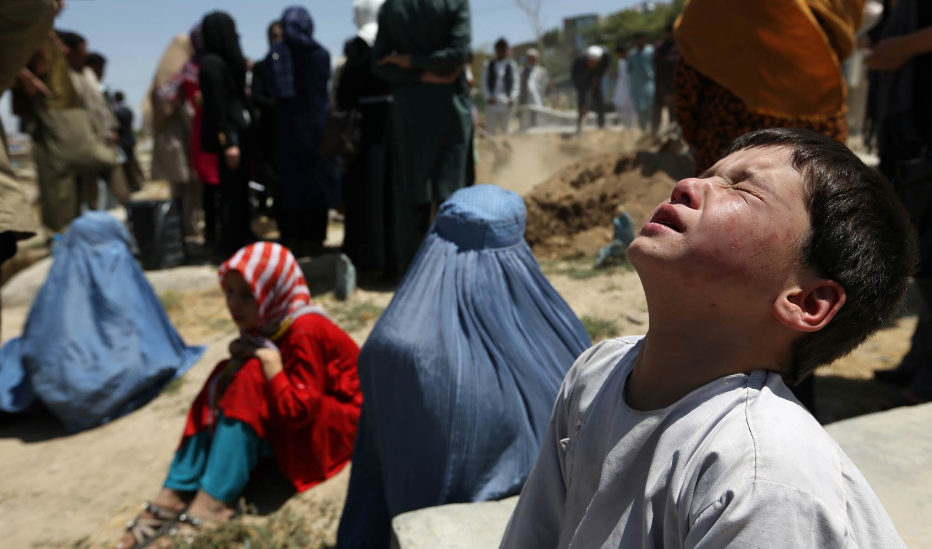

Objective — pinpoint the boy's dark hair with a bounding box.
[725,128,917,384]
[495,38,509,51]
[86,52,106,68]
[57,30,85,50]
[115,91,125,102]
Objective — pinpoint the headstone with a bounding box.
[826,403,932,548]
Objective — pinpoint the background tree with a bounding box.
[584,0,685,51]
[514,0,547,54]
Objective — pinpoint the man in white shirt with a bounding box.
[517,48,549,132]
[500,128,912,549]
[482,38,518,135]
[611,45,635,129]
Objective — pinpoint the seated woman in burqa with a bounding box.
[336,184,592,549]
[0,212,203,431]
[114,242,362,549]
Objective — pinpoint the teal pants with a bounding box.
[163,413,272,503]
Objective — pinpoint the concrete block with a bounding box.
[391,497,519,549]
[826,403,932,548]
[388,407,932,549]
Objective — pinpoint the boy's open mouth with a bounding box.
[648,205,684,233]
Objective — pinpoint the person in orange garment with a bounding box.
[674,0,864,174]
[115,242,362,549]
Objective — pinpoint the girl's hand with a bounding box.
[229,338,284,380]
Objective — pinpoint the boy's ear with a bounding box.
[774,278,846,333]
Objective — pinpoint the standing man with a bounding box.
[1,0,59,334]
[652,23,678,135]
[112,91,135,164]
[482,38,518,135]
[85,51,111,102]
[517,48,549,132]
[59,31,122,208]
[628,32,655,131]
[612,44,635,128]
[370,0,473,276]
[864,0,932,408]
[572,45,610,133]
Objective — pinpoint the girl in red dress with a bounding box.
[116,242,362,549]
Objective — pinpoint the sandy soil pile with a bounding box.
[475,129,642,195]
[524,147,694,260]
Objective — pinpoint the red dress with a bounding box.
[179,61,220,185]
[182,313,362,492]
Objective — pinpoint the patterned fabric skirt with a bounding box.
[674,60,848,175]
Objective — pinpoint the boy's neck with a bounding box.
[625,313,782,411]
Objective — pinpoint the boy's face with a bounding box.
[628,146,811,310]
[496,47,508,60]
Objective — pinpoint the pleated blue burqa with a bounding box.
[337,185,591,549]
[0,212,204,432]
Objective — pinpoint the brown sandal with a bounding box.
[116,501,183,549]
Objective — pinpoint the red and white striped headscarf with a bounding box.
[218,242,315,334]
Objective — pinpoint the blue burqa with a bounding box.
[0,213,204,432]
[336,185,592,549]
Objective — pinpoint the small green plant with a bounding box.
[581,315,620,342]
[541,256,631,280]
[208,317,236,333]
[168,509,319,549]
[161,377,186,396]
[328,300,386,333]
[159,291,183,314]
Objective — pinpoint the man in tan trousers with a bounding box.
[0,0,60,332]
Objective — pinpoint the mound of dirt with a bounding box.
[525,148,694,260]
[476,129,642,196]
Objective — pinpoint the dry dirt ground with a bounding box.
[0,129,918,548]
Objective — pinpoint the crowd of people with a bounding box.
[1,1,931,549]
[556,26,678,135]
[3,0,474,282]
[7,5,137,239]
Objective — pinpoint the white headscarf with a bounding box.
[353,0,385,46]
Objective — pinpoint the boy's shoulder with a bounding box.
[691,378,903,546]
[693,374,848,512]
[563,339,845,504]
[560,337,642,412]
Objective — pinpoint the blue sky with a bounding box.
[2,0,639,131]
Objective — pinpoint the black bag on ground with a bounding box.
[320,109,361,159]
[126,200,185,270]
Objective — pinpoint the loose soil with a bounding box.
[524,147,693,260]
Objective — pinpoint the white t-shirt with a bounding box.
[500,337,906,549]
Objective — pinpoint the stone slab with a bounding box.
[391,497,518,549]
[825,403,932,548]
[391,406,931,549]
